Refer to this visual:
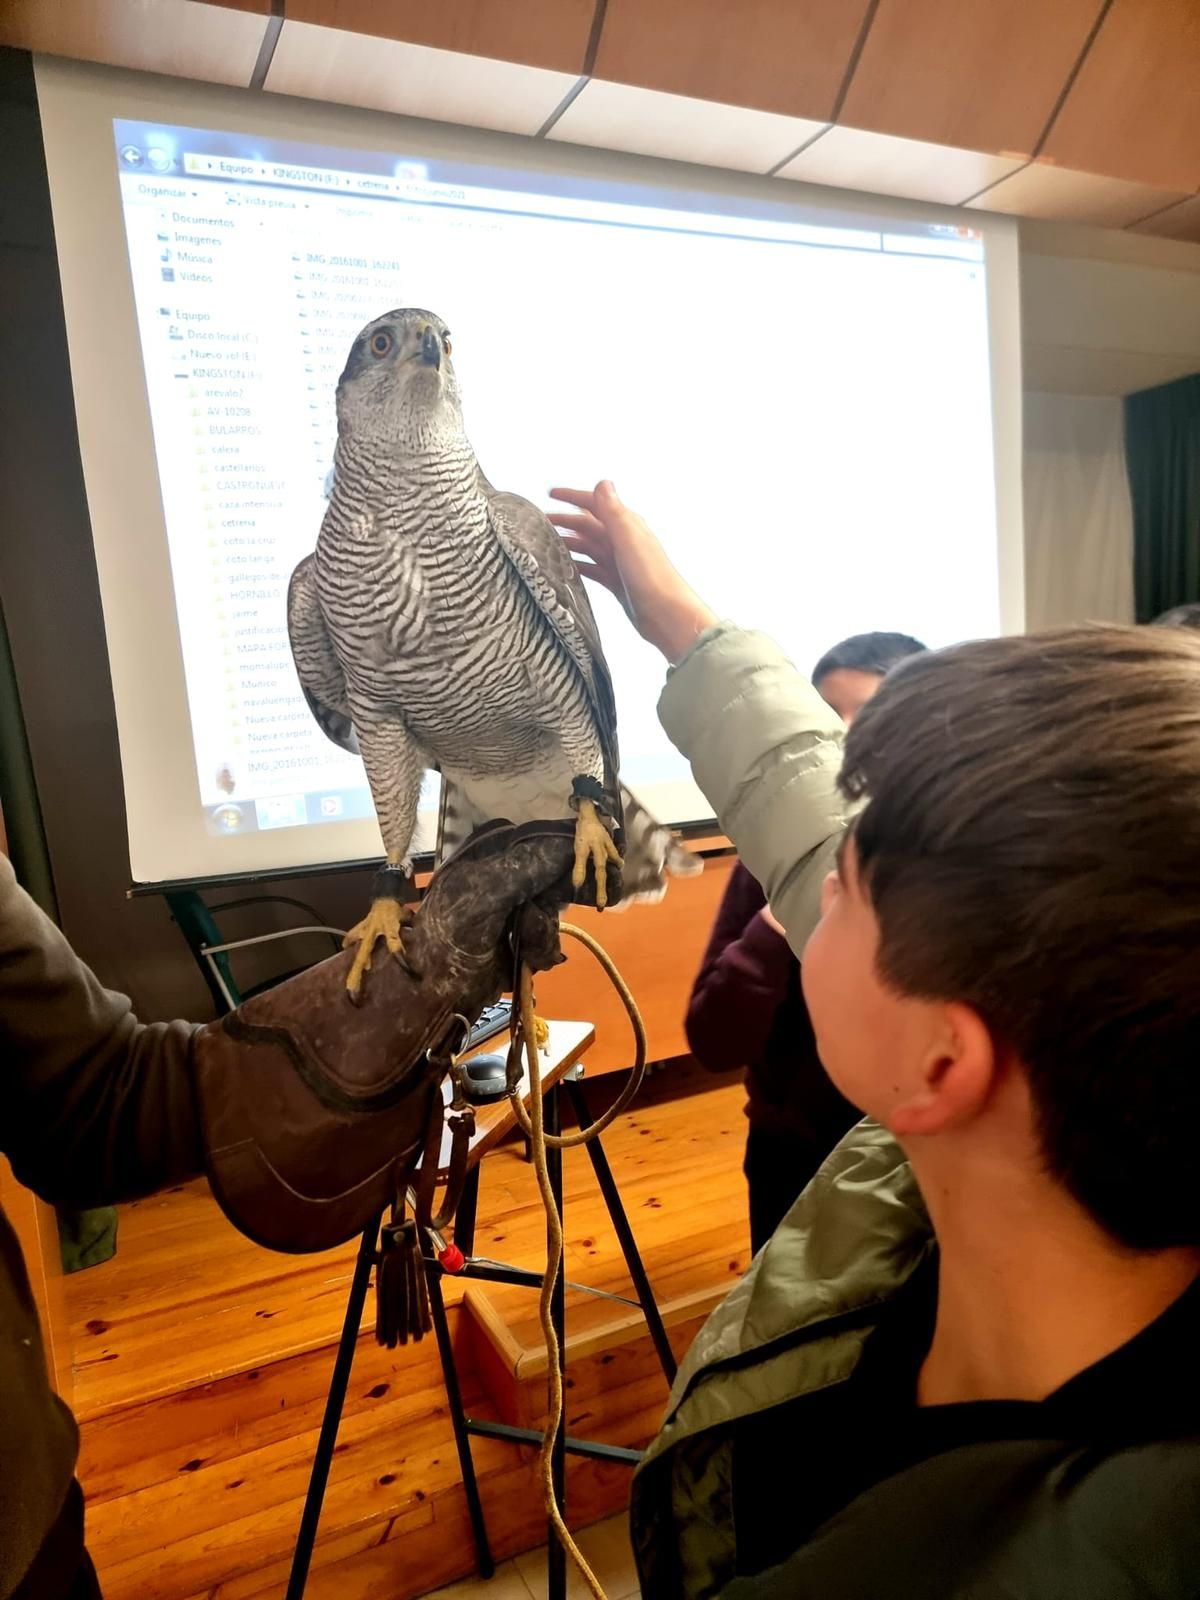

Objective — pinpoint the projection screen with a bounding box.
[34,57,1023,888]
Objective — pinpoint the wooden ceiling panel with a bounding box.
[968,162,1187,230]
[841,0,1103,158]
[266,21,578,136]
[549,80,825,174]
[777,126,1024,206]
[281,0,596,76]
[592,0,873,122]
[1040,0,1200,192]
[0,0,267,85]
[1130,196,1200,246]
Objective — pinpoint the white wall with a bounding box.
[1023,392,1134,628]
[1017,221,1200,630]
[1019,219,1200,398]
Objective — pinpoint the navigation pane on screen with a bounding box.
[103,115,1005,885]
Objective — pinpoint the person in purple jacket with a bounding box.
[686,631,926,1251]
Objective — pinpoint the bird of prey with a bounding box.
[288,308,698,993]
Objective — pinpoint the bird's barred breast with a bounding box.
[315,505,599,778]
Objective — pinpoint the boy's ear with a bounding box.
[890,1003,997,1137]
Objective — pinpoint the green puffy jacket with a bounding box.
[657,625,850,965]
[632,1118,929,1596]
[636,626,1200,1599]
[633,1111,1200,1600]
[636,623,907,1591]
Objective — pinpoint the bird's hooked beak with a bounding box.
[419,324,441,370]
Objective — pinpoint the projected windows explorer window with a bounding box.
[112,119,990,846]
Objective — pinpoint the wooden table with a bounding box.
[437,1019,594,1176]
[535,848,734,1075]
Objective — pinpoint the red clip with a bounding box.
[438,1243,466,1274]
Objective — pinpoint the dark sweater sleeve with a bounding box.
[0,855,203,1208]
[686,862,797,1074]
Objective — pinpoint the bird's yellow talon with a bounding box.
[533,1014,550,1049]
[343,898,413,996]
[345,947,370,999]
[572,797,623,910]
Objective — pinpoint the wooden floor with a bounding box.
[425,1512,641,1600]
[66,1061,751,1600]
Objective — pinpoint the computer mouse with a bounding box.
[461,1052,509,1105]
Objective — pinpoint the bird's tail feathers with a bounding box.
[614,783,703,909]
[435,778,489,870]
[432,778,701,907]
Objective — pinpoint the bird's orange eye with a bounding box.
[444,335,452,355]
[370,330,393,357]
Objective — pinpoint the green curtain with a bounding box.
[0,598,117,1272]
[1125,373,1200,623]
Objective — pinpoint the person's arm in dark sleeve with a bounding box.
[0,855,203,1208]
[685,862,797,1074]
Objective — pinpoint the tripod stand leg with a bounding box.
[565,1077,678,1386]
[453,1162,481,1258]
[547,1084,568,1600]
[427,1262,495,1578]
[286,1218,378,1600]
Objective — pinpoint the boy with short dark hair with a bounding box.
[808,629,927,724]
[551,481,1200,1599]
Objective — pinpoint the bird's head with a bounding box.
[335,309,462,448]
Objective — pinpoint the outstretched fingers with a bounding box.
[548,485,602,514]
[550,488,629,603]
[556,532,622,597]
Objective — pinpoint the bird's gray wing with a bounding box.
[485,488,621,788]
[286,554,359,754]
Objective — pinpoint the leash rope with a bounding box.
[510,921,649,1600]
[510,923,649,1150]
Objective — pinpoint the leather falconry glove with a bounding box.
[190,818,617,1261]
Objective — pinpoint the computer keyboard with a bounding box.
[467,997,513,1050]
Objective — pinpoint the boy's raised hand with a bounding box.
[549,480,718,664]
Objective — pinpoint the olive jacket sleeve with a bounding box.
[658,625,853,960]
